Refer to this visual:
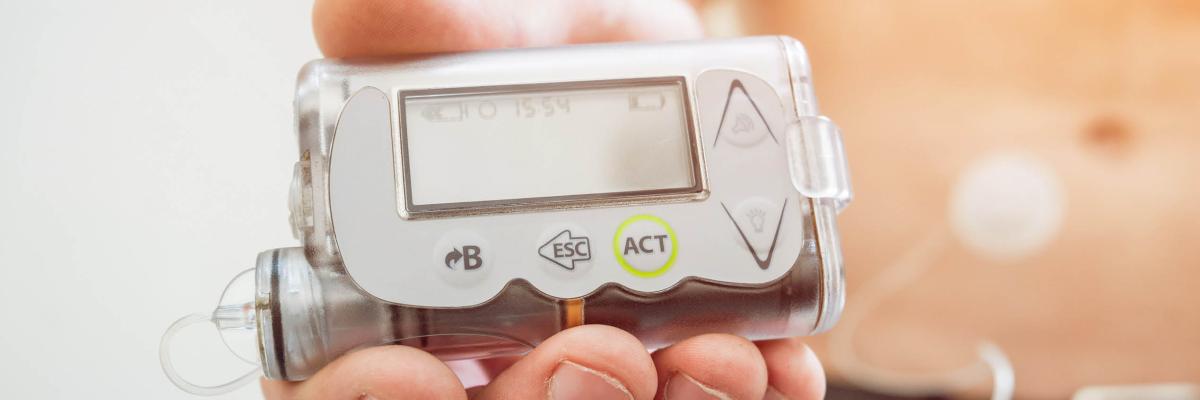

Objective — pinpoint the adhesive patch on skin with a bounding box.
[950,152,1065,261]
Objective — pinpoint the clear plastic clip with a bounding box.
[784,116,853,211]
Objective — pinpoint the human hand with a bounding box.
[261,1,826,399]
[261,325,823,400]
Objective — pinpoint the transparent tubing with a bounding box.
[160,269,262,395]
[257,197,832,381]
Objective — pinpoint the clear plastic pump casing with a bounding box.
[165,36,851,386]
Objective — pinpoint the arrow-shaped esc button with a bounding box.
[538,230,592,270]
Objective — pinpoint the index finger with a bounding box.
[312,0,703,57]
[260,345,466,400]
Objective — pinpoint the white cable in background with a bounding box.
[827,229,1014,399]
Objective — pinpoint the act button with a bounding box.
[613,215,678,278]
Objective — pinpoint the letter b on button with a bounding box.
[434,231,491,286]
[613,215,678,278]
[460,245,483,270]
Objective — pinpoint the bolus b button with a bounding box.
[433,231,491,286]
[613,215,678,278]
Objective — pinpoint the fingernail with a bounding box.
[549,360,632,400]
[665,373,731,400]
[763,386,789,400]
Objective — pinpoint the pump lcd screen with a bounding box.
[399,78,702,215]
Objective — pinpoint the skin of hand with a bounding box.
[261,1,826,399]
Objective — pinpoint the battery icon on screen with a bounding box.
[628,92,666,111]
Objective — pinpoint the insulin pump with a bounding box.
[161,36,852,395]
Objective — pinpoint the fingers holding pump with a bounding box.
[471,324,658,400]
[260,345,466,400]
[651,334,770,400]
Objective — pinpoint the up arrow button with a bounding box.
[538,229,592,271]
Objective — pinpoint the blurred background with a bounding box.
[1,1,1196,399]
[697,0,1200,398]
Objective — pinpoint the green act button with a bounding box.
[612,214,678,278]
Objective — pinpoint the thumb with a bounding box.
[312,0,703,58]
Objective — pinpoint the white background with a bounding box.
[0,1,317,398]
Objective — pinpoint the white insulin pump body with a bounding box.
[275,36,850,380]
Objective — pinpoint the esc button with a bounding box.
[613,215,678,278]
